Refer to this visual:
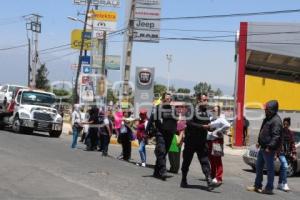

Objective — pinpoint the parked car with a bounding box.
[0,84,28,105]
[0,89,63,137]
[243,131,300,176]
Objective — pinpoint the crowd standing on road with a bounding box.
[69,94,297,194]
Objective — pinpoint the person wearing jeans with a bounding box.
[247,100,282,195]
[138,140,147,167]
[71,104,82,149]
[277,117,297,192]
[255,149,275,191]
[278,153,288,189]
[136,109,148,167]
[71,126,80,149]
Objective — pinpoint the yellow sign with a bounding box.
[89,10,117,21]
[71,29,92,50]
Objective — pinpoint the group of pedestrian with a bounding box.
[247,100,297,194]
[70,96,297,194]
[71,105,113,156]
[146,92,230,191]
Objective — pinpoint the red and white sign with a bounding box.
[135,7,161,19]
[93,30,105,39]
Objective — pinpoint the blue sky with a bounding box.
[1,0,300,94]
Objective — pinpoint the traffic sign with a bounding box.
[83,65,92,74]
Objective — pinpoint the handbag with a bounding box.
[211,142,224,157]
[74,122,83,132]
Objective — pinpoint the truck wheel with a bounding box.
[12,116,23,133]
[24,128,34,135]
[49,130,62,138]
[0,123,5,130]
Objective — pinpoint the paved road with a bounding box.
[0,130,299,200]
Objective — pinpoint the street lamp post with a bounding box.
[166,54,173,92]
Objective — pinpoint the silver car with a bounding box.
[243,131,300,177]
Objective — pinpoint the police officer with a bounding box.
[147,92,177,180]
[181,93,216,190]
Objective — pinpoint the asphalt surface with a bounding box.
[0,129,300,200]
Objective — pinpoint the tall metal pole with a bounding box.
[100,31,107,108]
[122,0,135,104]
[27,38,31,87]
[73,0,92,104]
[32,31,38,88]
[166,54,172,92]
[24,14,42,88]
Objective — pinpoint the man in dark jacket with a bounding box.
[147,92,177,180]
[247,100,282,194]
[180,93,216,190]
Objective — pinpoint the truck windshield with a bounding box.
[21,91,56,107]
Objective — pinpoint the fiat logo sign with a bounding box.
[138,71,152,86]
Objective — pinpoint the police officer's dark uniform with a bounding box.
[181,103,215,189]
[147,101,177,180]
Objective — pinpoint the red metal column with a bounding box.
[235,22,248,147]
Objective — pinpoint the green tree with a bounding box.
[154,83,167,97]
[177,88,190,93]
[193,82,213,95]
[214,88,223,96]
[53,89,70,97]
[36,64,50,91]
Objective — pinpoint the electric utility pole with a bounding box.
[122,0,136,102]
[73,0,92,104]
[24,14,42,88]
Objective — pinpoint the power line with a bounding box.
[0,44,28,51]
[161,28,234,33]
[40,47,72,55]
[43,51,78,63]
[143,8,300,21]
[39,44,70,52]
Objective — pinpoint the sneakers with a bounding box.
[136,162,146,167]
[212,178,218,184]
[278,183,290,192]
[247,186,262,193]
[261,189,274,195]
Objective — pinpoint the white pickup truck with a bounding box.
[0,89,63,137]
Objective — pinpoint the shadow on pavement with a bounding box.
[183,184,221,193]
[14,131,50,138]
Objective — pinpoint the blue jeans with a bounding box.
[139,140,147,163]
[100,134,110,154]
[71,127,79,148]
[255,149,275,190]
[278,153,288,184]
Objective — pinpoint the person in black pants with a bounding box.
[119,118,133,161]
[98,111,113,156]
[84,106,100,151]
[147,93,177,180]
[180,93,217,190]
